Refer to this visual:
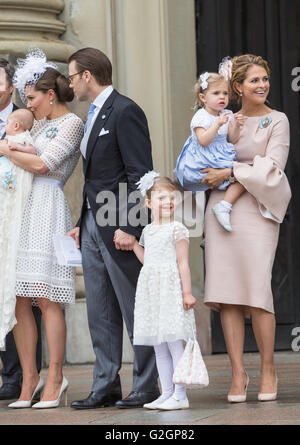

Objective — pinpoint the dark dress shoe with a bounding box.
[71,392,122,410]
[0,384,21,400]
[115,391,160,409]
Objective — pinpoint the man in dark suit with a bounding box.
[67,48,159,409]
[0,58,42,401]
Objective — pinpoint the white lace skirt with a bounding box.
[15,179,76,306]
[133,263,195,346]
[0,165,33,350]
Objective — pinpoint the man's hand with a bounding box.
[66,227,80,249]
[114,229,136,251]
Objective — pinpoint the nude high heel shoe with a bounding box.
[227,373,249,403]
[258,376,278,402]
[32,376,68,409]
[8,377,45,409]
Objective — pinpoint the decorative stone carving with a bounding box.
[0,0,74,61]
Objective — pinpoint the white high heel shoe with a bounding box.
[32,376,68,409]
[258,376,278,402]
[8,377,45,409]
[227,373,249,403]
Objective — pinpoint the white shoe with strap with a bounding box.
[156,395,189,411]
[212,203,232,232]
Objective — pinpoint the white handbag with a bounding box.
[173,327,209,388]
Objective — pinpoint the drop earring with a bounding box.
[50,101,53,105]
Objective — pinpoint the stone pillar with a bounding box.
[0,0,73,60]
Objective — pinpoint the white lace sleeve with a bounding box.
[191,108,212,131]
[139,227,146,247]
[39,115,84,171]
[173,222,189,244]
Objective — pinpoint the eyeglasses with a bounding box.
[67,70,85,84]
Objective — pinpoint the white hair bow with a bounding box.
[218,56,233,81]
[200,72,210,90]
[136,171,160,197]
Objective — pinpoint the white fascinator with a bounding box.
[218,56,233,81]
[136,171,160,197]
[13,48,58,103]
[200,72,210,90]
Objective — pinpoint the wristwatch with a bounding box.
[228,168,235,184]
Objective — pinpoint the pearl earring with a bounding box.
[239,92,243,97]
[50,101,53,105]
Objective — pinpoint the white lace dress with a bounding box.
[15,113,84,306]
[133,221,196,346]
[0,133,34,350]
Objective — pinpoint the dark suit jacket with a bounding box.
[0,103,18,140]
[78,89,153,284]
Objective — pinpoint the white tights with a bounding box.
[154,340,186,402]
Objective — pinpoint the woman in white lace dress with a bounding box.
[0,50,84,408]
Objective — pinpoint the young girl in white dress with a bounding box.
[133,172,197,411]
[176,65,245,232]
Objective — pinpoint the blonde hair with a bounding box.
[146,176,178,200]
[194,72,229,109]
[231,54,271,104]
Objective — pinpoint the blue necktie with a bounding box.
[84,103,97,133]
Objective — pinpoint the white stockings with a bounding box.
[154,340,186,403]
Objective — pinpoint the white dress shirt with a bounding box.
[80,85,114,158]
[80,85,114,209]
[0,101,13,139]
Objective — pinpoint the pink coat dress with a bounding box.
[204,110,291,317]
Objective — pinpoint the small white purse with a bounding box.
[173,327,209,388]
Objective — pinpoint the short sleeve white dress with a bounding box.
[133,221,196,346]
[15,113,84,305]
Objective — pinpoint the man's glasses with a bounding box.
[68,70,85,84]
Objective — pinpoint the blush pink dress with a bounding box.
[204,110,291,317]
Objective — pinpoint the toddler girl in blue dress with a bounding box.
[176,65,245,232]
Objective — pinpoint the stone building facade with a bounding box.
[0,0,211,364]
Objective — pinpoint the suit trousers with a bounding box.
[0,307,42,386]
[81,210,158,396]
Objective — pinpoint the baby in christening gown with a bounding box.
[0,108,35,350]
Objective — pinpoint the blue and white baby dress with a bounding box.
[176,108,236,192]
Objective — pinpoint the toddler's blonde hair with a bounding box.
[194,72,229,109]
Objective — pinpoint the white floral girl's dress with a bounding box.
[15,113,84,307]
[133,221,196,346]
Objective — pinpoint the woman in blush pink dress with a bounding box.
[202,54,291,403]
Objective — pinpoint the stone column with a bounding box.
[0,0,73,60]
